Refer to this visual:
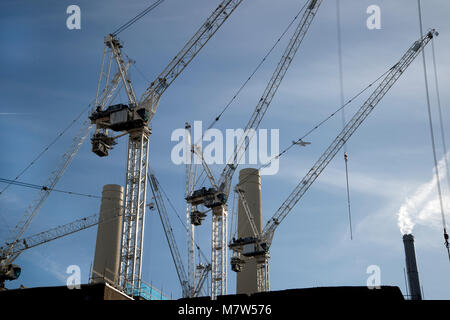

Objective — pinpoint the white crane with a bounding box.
[0,206,125,288]
[89,0,245,296]
[186,0,323,299]
[0,61,128,286]
[229,29,439,292]
[0,173,208,298]
[148,171,210,298]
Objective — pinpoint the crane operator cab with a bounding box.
[89,103,150,157]
[0,264,21,288]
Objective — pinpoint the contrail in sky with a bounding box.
[0,113,32,115]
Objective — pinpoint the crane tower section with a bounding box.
[229,29,439,293]
[89,0,246,297]
[186,0,323,300]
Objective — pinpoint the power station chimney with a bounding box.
[402,234,422,300]
[91,184,123,285]
[236,168,262,295]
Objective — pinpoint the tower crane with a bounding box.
[184,122,208,296]
[186,0,323,299]
[228,29,439,292]
[148,171,210,298]
[0,170,209,298]
[0,62,129,287]
[0,206,125,288]
[88,0,245,296]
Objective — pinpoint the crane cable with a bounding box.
[337,0,353,240]
[234,65,393,197]
[189,1,309,189]
[148,171,209,262]
[431,39,450,196]
[1,0,166,197]
[417,0,449,260]
[0,177,106,200]
[344,152,353,240]
[111,0,165,36]
[0,103,93,196]
[431,38,450,257]
[255,66,393,174]
[199,0,310,140]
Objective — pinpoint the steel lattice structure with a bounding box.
[187,0,323,299]
[119,127,150,293]
[90,0,245,298]
[231,29,438,292]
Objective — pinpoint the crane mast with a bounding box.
[230,29,438,292]
[185,123,197,296]
[186,0,322,299]
[0,60,126,284]
[89,0,245,296]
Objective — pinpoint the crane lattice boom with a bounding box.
[218,0,323,198]
[148,172,190,297]
[139,0,244,122]
[89,0,246,297]
[1,66,126,268]
[228,30,437,293]
[186,0,322,299]
[262,29,438,247]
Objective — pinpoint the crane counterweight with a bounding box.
[91,0,246,297]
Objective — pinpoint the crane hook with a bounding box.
[444,228,450,261]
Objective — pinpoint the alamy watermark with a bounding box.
[171,121,280,175]
[66,5,81,30]
[66,265,81,289]
[366,5,381,30]
[366,265,381,289]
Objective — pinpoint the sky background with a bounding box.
[1,0,450,299]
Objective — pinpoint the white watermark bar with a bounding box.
[171,121,280,175]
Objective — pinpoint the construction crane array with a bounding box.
[2,1,441,300]
[0,62,128,286]
[229,29,439,292]
[186,0,323,299]
[0,205,125,288]
[89,0,245,296]
[0,168,211,295]
[148,171,210,298]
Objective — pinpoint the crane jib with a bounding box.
[261,29,437,244]
[139,0,245,115]
[218,0,324,196]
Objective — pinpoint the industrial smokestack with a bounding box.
[236,168,262,295]
[402,234,422,300]
[91,184,123,285]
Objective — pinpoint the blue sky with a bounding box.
[1,0,450,299]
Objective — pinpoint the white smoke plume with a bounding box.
[397,153,450,235]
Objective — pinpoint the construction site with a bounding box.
[1,0,450,306]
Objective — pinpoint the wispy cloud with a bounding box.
[24,251,67,284]
[274,156,417,200]
[397,153,450,235]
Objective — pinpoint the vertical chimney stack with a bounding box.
[402,234,422,300]
[236,168,262,294]
[91,184,123,285]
